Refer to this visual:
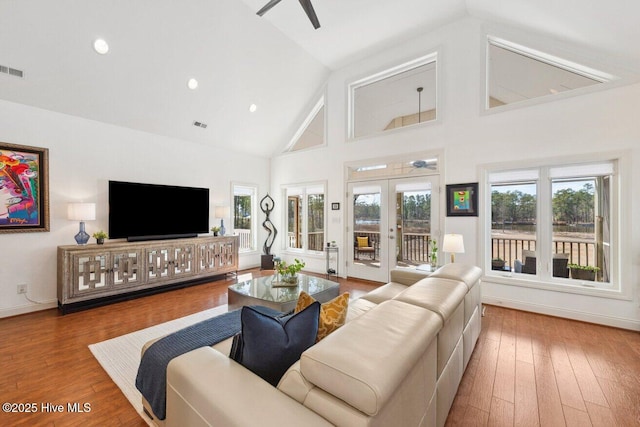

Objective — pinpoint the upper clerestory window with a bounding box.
[348,53,437,139]
[286,96,325,152]
[487,37,618,109]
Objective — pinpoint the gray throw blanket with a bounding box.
[135,306,281,420]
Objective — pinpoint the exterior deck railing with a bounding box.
[235,229,252,251]
[347,233,597,270]
[491,236,595,268]
[287,231,324,251]
[354,231,434,264]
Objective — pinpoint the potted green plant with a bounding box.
[568,264,599,281]
[211,226,220,236]
[277,258,305,284]
[92,230,108,245]
[429,239,438,268]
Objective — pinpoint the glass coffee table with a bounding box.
[228,273,340,312]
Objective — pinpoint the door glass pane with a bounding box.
[396,184,432,268]
[287,195,302,249]
[353,185,380,268]
[491,182,537,273]
[307,193,324,251]
[552,178,609,282]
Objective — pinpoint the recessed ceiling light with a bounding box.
[187,78,199,90]
[249,104,257,113]
[93,39,109,55]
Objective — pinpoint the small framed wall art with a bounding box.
[446,182,478,217]
[331,202,340,211]
[0,142,50,233]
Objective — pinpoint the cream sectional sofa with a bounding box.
[144,263,482,427]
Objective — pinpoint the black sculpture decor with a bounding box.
[260,193,277,255]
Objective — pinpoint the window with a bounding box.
[349,53,437,139]
[287,97,325,152]
[347,156,439,181]
[487,37,617,109]
[232,184,257,252]
[285,183,325,252]
[487,160,618,291]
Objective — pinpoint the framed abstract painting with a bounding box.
[0,142,50,233]
[446,182,478,217]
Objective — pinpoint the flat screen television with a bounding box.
[109,180,209,241]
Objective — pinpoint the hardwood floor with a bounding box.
[1,269,638,426]
[446,305,640,426]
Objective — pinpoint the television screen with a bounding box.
[109,180,209,241]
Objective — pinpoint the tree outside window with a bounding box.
[232,184,257,252]
[285,184,325,252]
[488,162,614,285]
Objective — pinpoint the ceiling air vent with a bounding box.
[0,64,24,78]
[193,121,208,129]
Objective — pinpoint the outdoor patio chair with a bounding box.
[552,253,570,278]
[354,235,376,260]
[514,250,570,278]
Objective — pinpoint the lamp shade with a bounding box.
[215,206,230,218]
[67,203,96,221]
[443,234,464,262]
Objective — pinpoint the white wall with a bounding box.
[272,17,640,329]
[0,99,270,318]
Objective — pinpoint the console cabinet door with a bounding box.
[146,244,195,282]
[218,240,237,269]
[71,252,109,298]
[146,248,172,282]
[171,244,195,277]
[198,241,219,273]
[197,239,237,272]
[111,250,143,287]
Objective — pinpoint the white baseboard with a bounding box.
[482,296,640,331]
[0,300,57,319]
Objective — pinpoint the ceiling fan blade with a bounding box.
[298,0,321,29]
[256,0,283,17]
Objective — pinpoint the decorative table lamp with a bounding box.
[67,203,96,245]
[443,233,465,263]
[215,206,230,236]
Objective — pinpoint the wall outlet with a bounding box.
[17,284,27,294]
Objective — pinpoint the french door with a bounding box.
[347,176,440,283]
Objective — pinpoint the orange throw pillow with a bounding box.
[295,291,349,342]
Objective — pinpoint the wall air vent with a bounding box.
[0,64,24,78]
[193,121,208,129]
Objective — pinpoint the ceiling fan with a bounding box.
[256,0,321,29]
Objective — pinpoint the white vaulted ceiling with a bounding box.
[0,0,639,157]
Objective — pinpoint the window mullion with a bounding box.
[302,191,308,252]
[538,168,552,279]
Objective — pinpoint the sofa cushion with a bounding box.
[389,267,432,286]
[359,282,408,305]
[295,291,349,341]
[231,303,320,386]
[430,264,482,291]
[300,300,442,416]
[345,298,377,323]
[393,277,467,323]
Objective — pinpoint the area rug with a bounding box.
[88,305,229,425]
